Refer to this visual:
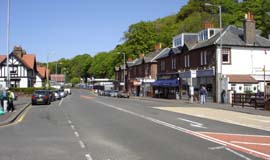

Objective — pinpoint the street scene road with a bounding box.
[0,89,269,160]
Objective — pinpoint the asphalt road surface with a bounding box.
[0,89,269,160]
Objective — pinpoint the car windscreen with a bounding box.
[34,91,47,95]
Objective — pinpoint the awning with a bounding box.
[151,79,179,87]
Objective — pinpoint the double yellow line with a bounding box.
[0,105,32,127]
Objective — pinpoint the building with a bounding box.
[35,65,48,88]
[0,46,49,88]
[127,48,165,97]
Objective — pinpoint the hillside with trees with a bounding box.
[42,0,270,85]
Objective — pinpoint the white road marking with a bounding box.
[74,131,80,137]
[85,154,93,160]
[231,141,270,146]
[70,125,75,130]
[68,120,72,124]
[79,140,85,149]
[59,98,63,106]
[226,148,253,160]
[208,146,226,150]
[93,100,270,160]
[178,118,207,129]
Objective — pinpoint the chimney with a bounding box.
[204,22,214,29]
[139,53,144,59]
[243,12,256,45]
[154,43,162,51]
[13,45,25,58]
[127,57,133,62]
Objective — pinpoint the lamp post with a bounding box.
[6,0,11,88]
[205,3,223,103]
[118,52,126,91]
[46,55,49,89]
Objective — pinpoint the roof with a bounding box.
[50,74,65,82]
[0,55,6,63]
[155,48,171,60]
[37,66,46,79]
[192,25,270,50]
[227,74,258,83]
[21,54,35,69]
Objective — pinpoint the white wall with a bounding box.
[20,78,28,88]
[222,48,270,75]
[34,76,42,88]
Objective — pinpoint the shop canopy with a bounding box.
[151,79,180,87]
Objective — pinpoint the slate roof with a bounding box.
[155,48,171,60]
[192,25,270,50]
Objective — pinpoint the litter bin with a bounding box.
[265,98,270,110]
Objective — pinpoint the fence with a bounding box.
[232,93,270,110]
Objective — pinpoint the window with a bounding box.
[244,84,252,92]
[231,84,236,91]
[184,55,190,67]
[172,58,176,69]
[161,60,165,71]
[222,48,231,64]
[200,51,203,65]
[200,51,207,66]
[204,51,207,65]
[10,66,18,75]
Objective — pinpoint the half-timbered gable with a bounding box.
[0,46,37,88]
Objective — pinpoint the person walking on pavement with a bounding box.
[199,86,207,104]
[7,89,15,112]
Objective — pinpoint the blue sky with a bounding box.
[0,0,188,62]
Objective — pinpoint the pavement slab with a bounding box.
[154,107,270,131]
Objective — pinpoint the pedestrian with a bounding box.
[7,89,15,112]
[221,89,226,103]
[199,86,207,104]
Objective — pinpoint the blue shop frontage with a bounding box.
[151,73,182,99]
[152,69,215,100]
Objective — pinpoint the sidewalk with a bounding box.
[131,96,270,117]
[0,96,30,126]
[131,96,270,131]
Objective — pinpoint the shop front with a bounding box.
[151,79,180,99]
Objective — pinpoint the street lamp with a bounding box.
[6,0,11,88]
[118,52,126,91]
[205,3,223,103]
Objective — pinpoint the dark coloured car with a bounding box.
[32,90,51,105]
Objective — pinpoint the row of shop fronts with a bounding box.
[124,68,215,100]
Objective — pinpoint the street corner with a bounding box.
[0,103,31,127]
[199,131,270,160]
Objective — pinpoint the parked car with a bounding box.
[118,91,130,98]
[53,90,61,100]
[59,89,65,98]
[32,90,51,105]
[110,90,119,97]
[103,90,111,96]
[64,88,71,95]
